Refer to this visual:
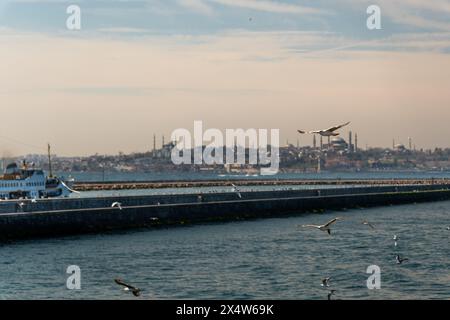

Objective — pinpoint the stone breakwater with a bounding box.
[73,178,450,191]
[1,182,450,240]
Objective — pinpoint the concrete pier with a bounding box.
[73,178,450,191]
[1,182,450,240]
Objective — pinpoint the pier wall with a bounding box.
[1,184,449,214]
[1,183,450,240]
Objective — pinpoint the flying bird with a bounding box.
[300,217,341,235]
[327,290,336,300]
[297,122,350,137]
[231,183,242,199]
[396,255,409,264]
[446,226,450,231]
[31,198,37,203]
[114,278,141,297]
[321,277,332,287]
[362,220,375,229]
[111,202,123,210]
[60,180,80,194]
[393,235,398,247]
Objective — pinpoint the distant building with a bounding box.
[394,144,406,152]
[330,137,348,152]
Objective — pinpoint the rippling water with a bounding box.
[0,200,449,300]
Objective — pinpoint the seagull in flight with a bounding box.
[327,290,336,300]
[396,255,409,264]
[111,202,123,210]
[300,217,341,235]
[60,180,81,194]
[231,183,242,198]
[362,220,375,229]
[114,278,141,297]
[393,235,399,247]
[446,226,450,231]
[321,277,332,287]
[297,122,350,137]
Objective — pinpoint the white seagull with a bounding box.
[446,226,450,231]
[396,255,409,264]
[60,180,81,194]
[111,202,123,210]
[393,235,398,247]
[114,278,141,297]
[300,217,341,235]
[231,183,242,199]
[321,277,332,287]
[297,122,350,137]
[362,220,375,229]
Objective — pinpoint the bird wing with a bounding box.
[301,224,320,228]
[114,279,137,290]
[60,180,80,194]
[324,122,350,132]
[363,221,375,229]
[297,130,306,134]
[323,218,340,228]
[309,130,322,134]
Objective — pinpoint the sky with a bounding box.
[0,0,449,156]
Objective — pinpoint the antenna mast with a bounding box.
[47,143,53,177]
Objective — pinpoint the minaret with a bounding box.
[320,136,323,151]
[392,139,395,150]
[313,135,317,149]
[355,133,358,152]
[297,138,299,149]
[348,131,353,152]
[409,137,412,150]
[162,135,165,147]
[47,143,53,177]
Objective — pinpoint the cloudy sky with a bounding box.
[0,0,449,156]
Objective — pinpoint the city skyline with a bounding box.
[1,0,449,156]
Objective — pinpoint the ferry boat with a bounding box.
[0,145,77,200]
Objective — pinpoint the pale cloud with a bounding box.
[178,0,214,15]
[396,0,450,14]
[209,0,323,14]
